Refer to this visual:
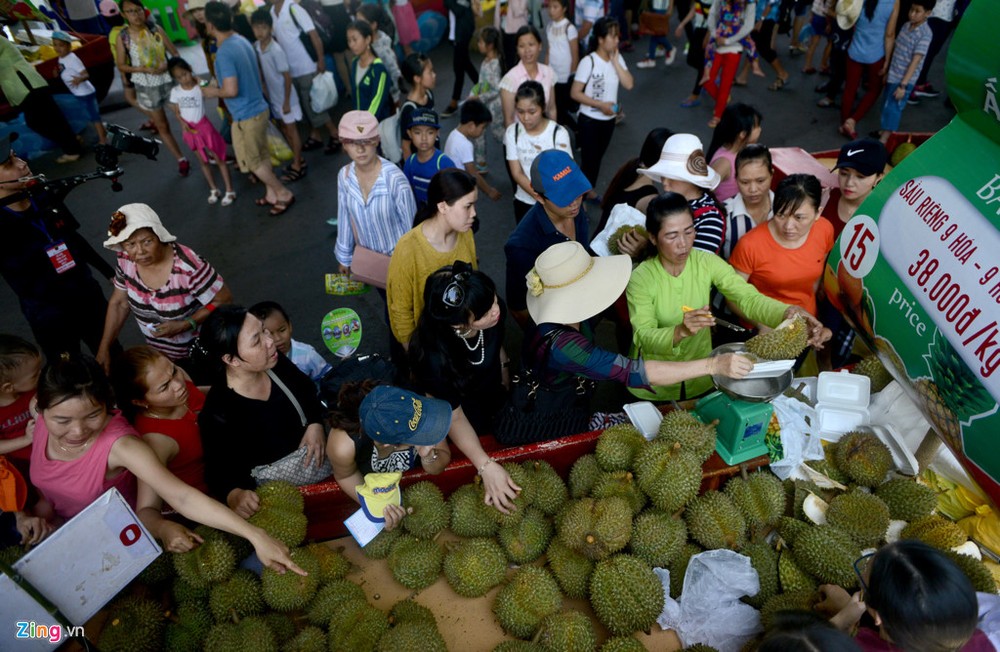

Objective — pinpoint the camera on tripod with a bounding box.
[94,124,159,171]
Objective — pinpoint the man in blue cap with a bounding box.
[503,149,593,329]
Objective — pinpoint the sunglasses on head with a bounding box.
[441,262,475,308]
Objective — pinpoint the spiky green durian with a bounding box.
[173,531,237,588]
[745,317,809,361]
[803,455,851,486]
[944,550,998,593]
[165,601,213,652]
[261,547,321,611]
[136,550,174,586]
[388,599,436,626]
[173,576,210,604]
[97,596,167,652]
[328,599,390,652]
[853,355,893,393]
[443,537,507,597]
[493,642,547,652]
[669,543,702,598]
[832,431,894,487]
[791,525,859,588]
[778,550,818,594]
[629,510,687,568]
[684,491,747,551]
[363,525,402,559]
[546,538,594,599]
[493,566,562,639]
[742,541,779,608]
[204,616,277,652]
[901,514,968,550]
[284,626,326,652]
[499,506,553,563]
[759,591,818,630]
[263,613,296,642]
[536,611,598,652]
[402,481,450,539]
[608,224,649,255]
[306,543,351,583]
[306,579,367,627]
[490,463,534,526]
[657,410,717,462]
[376,621,447,652]
[826,491,891,547]
[558,497,633,561]
[634,441,702,513]
[596,424,648,472]
[210,568,265,622]
[600,637,647,652]
[724,472,786,528]
[388,535,444,590]
[449,482,499,538]
[524,460,570,515]
[875,478,938,522]
[785,478,833,519]
[776,516,811,547]
[0,545,27,567]
[590,554,665,636]
[248,506,308,548]
[256,481,305,512]
[569,454,602,498]
[592,471,647,515]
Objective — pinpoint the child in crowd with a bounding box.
[357,4,403,104]
[545,0,580,132]
[701,0,763,85]
[52,32,108,146]
[445,99,502,201]
[250,301,332,383]
[391,0,421,55]
[250,9,306,184]
[399,53,437,161]
[702,0,758,128]
[347,20,393,121]
[403,108,457,208]
[878,0,934,143]
[470,27,505,171]
[0,336,41,475]
[166,57,236,206]
[706,102,763,201]
[802,0,832,74]
[635,0,676,69]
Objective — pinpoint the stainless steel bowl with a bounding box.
[711,343,793,403]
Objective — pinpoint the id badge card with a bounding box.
[45,240,77,274]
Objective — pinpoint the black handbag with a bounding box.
[318,353,397,408]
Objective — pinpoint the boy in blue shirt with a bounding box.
[402,108,457,209]
[878,0,934,143]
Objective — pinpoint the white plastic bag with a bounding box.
[591,203,645,256]
[769,393,825,481]
[310,71,338,114]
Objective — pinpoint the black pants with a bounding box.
[513,198,533,224]
[577,113,616,191]
[21,87,83,156]
[501,31,519,74]
[756,19,778,64]
[824,26,852,101]
[554,81,578,132]
[687,27,708,96]
[29,278,109,360]
[916,17,953,87]
[451,37,480,102]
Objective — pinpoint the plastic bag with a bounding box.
[310,71,338,114]
[659,550,763,652]
[591,203,645,256]
[769,393,825,481]
[267,122,293,167]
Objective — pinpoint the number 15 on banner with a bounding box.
[841,215,880,278]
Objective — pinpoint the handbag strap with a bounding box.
[266,368,307,427]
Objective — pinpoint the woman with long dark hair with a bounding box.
[597,127,673,237]
[839,0,901,138]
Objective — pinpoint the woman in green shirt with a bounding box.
[626,192,828,401]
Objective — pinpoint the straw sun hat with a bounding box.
[525,242,631,325]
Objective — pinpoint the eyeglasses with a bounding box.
[442,272,469,308]
[854,552,875,599]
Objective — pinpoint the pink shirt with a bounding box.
[30,411,138,520]
[500,61,557,120]
[711,147,739,201]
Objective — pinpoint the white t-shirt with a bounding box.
[574,52,627,121]
[546,18,578,84]
[255,39,303,123]
[169,84,205,123]
[58,52,96,97]
[504,120,572,203]
[271,0,318,78]
[444,129,475,166]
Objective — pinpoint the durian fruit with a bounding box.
[596,424,648,472]
[608,224,649,255]
[724,472,786,528]
[499,506,553,564]
[875,478,938,522]
[745,317,809,361]
[804,453,851,486]
[388,599,437,626]
[492,463,535,526]
[494,642,547,652]
[210,568,265,622]
[306,578,367,627]
[778,550,818,594]
[668,543,702,598]
[775,516,810,548]
[402,481,451,539]
[629,509,687,568]
[173,576,210,605]
[249,504,308,548]
[825,490,891,547]
[261,547,321,611]
[449,482,500,538]
[387,535,444,590]
[492,566,563,639]
[901,514,968,550]
[98,595,167,652]
[376,621,447,652]
[204,615,278,652]
[592,471,647,515]
[890,139,917,166]
[364,527,403,560]
[742,541,779,608]
[944,550,998,593]
[173,528,237,588]
[328,599,390,652]
[657,410,717,462]
[590,554,665,636]
[600,636,647,652]
[535,610,598,652]
[284,626,327,652]
[546,538,594,599]
[791,525,860,587]
[569,454,603,498]
[307,543,351,583]
[262,612,296,641]
[165,601,213,652]
[852,354,893,393]
[135,550,175,587]
[443,537,508,597]
[257,480,305,512]
[759,591,818,630]
[0,544,26,567]
[832,431,894,487]
[524,460,570,515]
[558,497,633,561]
[684,491,748,551]
[634,441,702,513]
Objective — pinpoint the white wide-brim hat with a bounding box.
[526,241,632,325]
[103,203,177,252]
[836,0,862,31]
[639,133,721,190]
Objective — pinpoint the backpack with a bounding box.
[289,1,333,62]
[377,99,418,164]
[514,120,576,159]
[405,151,449,172]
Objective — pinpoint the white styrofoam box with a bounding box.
[816,371,871,441]
[625,401,663,441]
[0,488,161,647]
[869,424,920,475]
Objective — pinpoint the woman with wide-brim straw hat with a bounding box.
[523,240,753,396]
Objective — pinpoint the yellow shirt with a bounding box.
[0,38,49,107]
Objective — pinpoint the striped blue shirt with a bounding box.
[335,158,416,267]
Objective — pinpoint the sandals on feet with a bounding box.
[325,138,343,155]
[255,195,273,207]
[802,66,817,74]
[282,163,308,182]
[221,191,236,207]
[302,137,324,151]
[270,195,296,216]
[817,97,835,108]
[768,76,788,91]
[707,116,721,128]
[208,189,221,204]
[839,121,858,139]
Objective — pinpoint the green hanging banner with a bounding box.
[824,0,1000,504]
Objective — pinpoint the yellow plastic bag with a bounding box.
[959,504,1000,557]
[267,122,293,167]
[921,468,984,521]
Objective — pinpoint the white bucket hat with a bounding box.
[836,0,862,30]
[639,133,721,190]
[103,203,177,252]
[526,242,632,325]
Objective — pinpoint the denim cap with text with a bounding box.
[529,149,593,208]
[360,386,452,446]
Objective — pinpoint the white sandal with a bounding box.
[208,189,221,205]
[221,191,236,207]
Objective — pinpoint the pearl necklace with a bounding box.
[56,437,95,455]
[458,328,486,366]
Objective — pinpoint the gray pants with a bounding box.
[293,73,331,129]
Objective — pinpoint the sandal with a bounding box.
[302,137,324,151]
[270,195,296,216]
[802,66,817,74]
[707,116,721,128]
[325,138,343,155]
[839,120,858,139]
[768,76,788,91]
[208,189,221,205]
[817,97,835,108]
[282,163,308,182]
[255,195,273,207]
[680,96,702,108]
[221,191,236,207]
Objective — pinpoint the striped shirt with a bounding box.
[721,190,773,260]
[114,243,224,360]
[534,322,651,390]
[335,158,417,267]
[690,191,726,256]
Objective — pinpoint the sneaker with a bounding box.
[178,158,190,177]
[665,48,677,65]
[913,83,941,98]
[907,91,921,106]
[326,216,338,226]
[636,58,657,69]
[441,103,459,118]
[654,44,666,57]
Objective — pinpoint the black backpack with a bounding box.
[289,1,334,61]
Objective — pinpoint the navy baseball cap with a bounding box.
[0,132,18,163]
[407,107,441,130]
[530,150,592,208]
[360,386,452,446]
[835,138,887,177]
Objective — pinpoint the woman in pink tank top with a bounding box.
[706,102,763,202]
[26,354,305,574]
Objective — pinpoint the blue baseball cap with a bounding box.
[407,107,440,130]
[530,150,592,208]
[360,386,452,446]
[51,31,74,43]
